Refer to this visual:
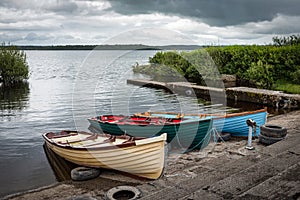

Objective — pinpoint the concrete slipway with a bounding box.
[4,110,300,200]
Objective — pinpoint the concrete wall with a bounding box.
[127,79,300,109]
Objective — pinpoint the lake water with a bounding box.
[1,50,218,197]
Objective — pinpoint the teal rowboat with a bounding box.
[88,115,213,151]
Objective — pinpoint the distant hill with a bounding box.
[17,44,203,51]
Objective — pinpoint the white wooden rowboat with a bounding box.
[43,130,167,179]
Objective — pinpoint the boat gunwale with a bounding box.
[88,116,212,126]
[43,131,166,151]
[135,107,267,119]
[215,107,267,119]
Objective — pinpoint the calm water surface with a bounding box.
[0,50,209,197]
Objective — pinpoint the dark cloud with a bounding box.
[45,1,78,14]
[0,0,17,8]
[0,0,108,16]
[107,0,300,26]
[1,0,299,45]
[0,0,78,14]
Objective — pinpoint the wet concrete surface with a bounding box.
[3,110,300,200]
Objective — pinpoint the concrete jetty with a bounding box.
[127,79,300,109]
[4,110,300,200]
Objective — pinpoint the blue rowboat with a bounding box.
[134,108,268,137]
[88,115,213,151]
[213,108,267,137]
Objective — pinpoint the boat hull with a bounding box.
[88,118,213,151]
[43,131,167,180]
[213,110,267,137]
[134,108,267,137]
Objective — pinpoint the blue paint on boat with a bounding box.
[213,111,267,137]
[135,108,268,137]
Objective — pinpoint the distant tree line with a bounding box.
[17,44,202,51]
[19,45,97,50]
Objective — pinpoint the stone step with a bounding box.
[140,154,270,199]
[261,133,300,156]
[140,134,300,200]
[203,148,300,199]
[178,163,300,200]
[238,162,300,200]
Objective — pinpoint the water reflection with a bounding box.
[0,81,30,117]
[43,143,77,182]
[226,99,295,116]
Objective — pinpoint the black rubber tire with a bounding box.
[258,134,285,145]
[217,132,231,142]
[260,124,287,138]
[71,167,101,181]
[106,186,141,200]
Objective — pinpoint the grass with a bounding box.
[274,80,300,94]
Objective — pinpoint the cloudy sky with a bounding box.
[1,0,300,45]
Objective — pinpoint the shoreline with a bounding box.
[3,110,300,199]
